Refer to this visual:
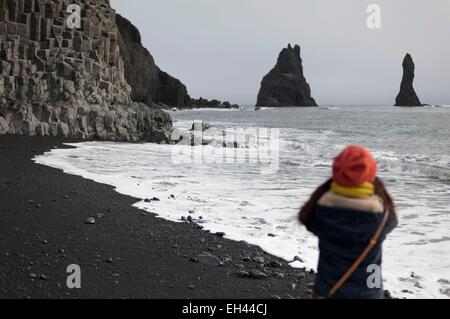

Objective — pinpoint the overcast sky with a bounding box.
[111,0,450,105]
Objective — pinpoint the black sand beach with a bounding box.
[0,135,313,299]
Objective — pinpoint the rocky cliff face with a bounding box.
[395,53,422,107]
[256,44,317,107]
[116,14,191,108]
[0,0,172,142]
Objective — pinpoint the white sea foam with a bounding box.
[34,111,450,299]
[174,108,239,112]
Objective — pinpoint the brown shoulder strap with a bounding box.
[328,210,389,297]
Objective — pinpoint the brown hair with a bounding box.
[299,177,397,225]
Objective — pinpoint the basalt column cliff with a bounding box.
[0,0,172,142]
[256,44,317,107]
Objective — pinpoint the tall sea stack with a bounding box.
[256,44,317,107]
[0,0,177,142]
[395,53,422,107]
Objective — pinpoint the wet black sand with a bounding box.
[0,135,313,299]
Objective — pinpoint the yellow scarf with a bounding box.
[331,182,375,198]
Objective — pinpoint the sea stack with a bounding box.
[256,44,317,107]
[395,54,422,106]
[0,0,173,142]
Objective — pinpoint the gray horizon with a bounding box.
[111,0,450,106]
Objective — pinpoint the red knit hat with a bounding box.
[332,145,377,186]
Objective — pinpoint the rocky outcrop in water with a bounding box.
[115,14,191,108]
[191,97,239,109]
[0,0,172,142]
[395,53,422,107]
[256,44,317,107]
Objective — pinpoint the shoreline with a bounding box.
[0,135,313,299]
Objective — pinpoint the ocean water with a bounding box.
[34,105,450,299]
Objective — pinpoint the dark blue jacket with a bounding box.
[306,204,397,299]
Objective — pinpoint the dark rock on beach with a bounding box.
[395,53,423,107]
[249,269,268,279]
[256,44,317,107]
[197,253,223,267]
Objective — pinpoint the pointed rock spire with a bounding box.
[395,53,422,106]
[256,44,317,107]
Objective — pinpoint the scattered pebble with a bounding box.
[292,256,304,263]
[384,290,392,299]
[297,272,306,279]
[85,217,96,225]
[237,271,250,278]
[222,256,232,264]
[145,197,160,203]
[402,289,413,294]
[197,253,223,267]
[269,261,282,268]
[274,272,285,279]
[249,269,268,279]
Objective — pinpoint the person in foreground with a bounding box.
[299,145,398,299]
